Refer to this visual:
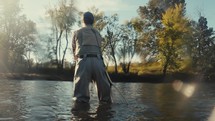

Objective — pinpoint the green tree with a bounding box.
[157,4,190,76]
[189,16,215,79]
[137,0,186,60]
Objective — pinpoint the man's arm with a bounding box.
[72,31,77,61]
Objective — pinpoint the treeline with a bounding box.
[0,0,214,80]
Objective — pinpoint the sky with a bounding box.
[20,0,215,28]
[19,0,215,62]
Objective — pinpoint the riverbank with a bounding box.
[0,73,73,81]
[0,72,203,83]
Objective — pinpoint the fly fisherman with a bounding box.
[72,12,112,104]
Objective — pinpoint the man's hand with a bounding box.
[74,55,78,62]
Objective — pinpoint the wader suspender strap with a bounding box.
[91,28,103,55]
[91,29,106,62]
[80,28,100,53]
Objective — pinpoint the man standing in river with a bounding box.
[72,12,112,104]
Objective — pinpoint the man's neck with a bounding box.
[83,24,93,27]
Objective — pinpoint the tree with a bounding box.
[137,0,186,61]
[46,0,76,69]
[0,32,7,72]
[0,0,37,72]
[30,34,53,70]
[189,16,215,79]
[19,18,37,71]
[157,4,190,76]
[118,21,138,74]
[102,14,121,73]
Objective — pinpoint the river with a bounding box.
[0,79,215,121]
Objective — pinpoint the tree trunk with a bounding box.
[162,58,169,77]
[113,55,118,74]
[126,61,131,74]
[111,47,118,74]
[62,29,69,69]
[55,30,63,69]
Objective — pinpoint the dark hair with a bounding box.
[83,12,94,25]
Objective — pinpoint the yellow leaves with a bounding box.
[158,3,190,50]
[156,3,190,71]
[130,17,144,32]
[162,3,189,33]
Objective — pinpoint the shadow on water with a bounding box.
[71,103,114,121]
[0,79,215,121]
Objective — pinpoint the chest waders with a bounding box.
[91,29,128,104]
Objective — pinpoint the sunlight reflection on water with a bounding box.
[173,80,196,98]
[0,80,215,121]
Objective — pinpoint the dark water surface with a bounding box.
[0,79,215,121]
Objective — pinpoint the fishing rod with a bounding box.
[91,28,128,104]
[104,70,128,105]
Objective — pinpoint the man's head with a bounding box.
[83,12,94,25]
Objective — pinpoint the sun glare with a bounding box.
[173,80,196,98]
[208,107,215,121]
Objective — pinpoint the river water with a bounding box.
[0,79,215,121]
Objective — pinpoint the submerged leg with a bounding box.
[92,58,112,103]
[73,58,91,103]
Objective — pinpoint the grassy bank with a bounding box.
[0,62,207,83]
[0,71,199,83]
